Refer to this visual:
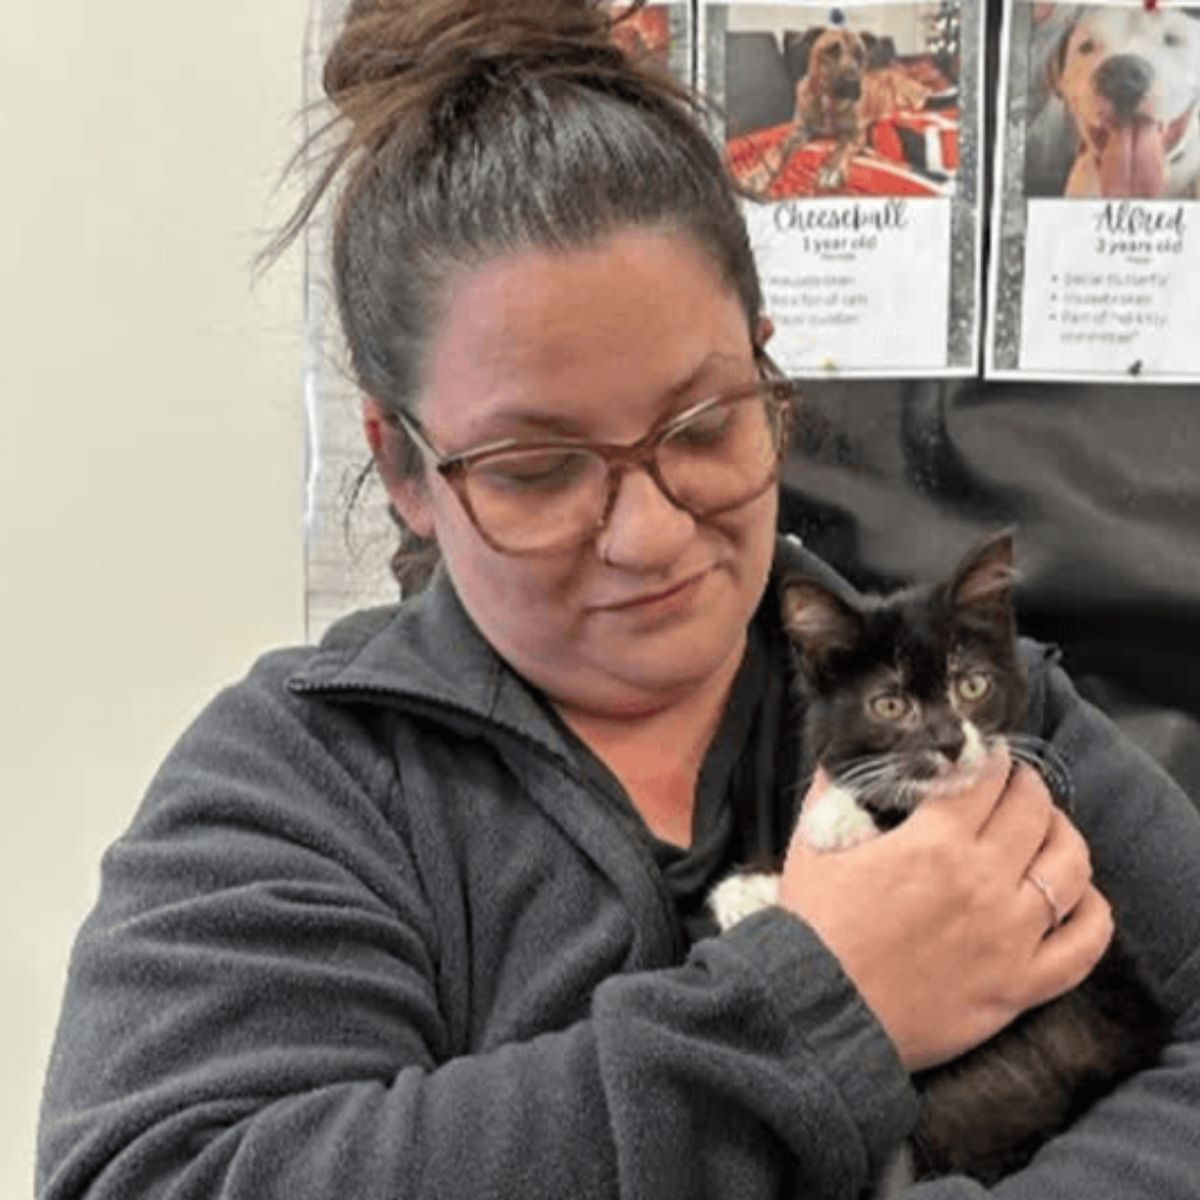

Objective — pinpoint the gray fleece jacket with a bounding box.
[37,540,1200,1199]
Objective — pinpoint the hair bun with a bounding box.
[324,0,630,117]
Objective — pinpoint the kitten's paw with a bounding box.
[799,785,880,851]
[709,872,780,931]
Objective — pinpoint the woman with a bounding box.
[37,2,1200,1197]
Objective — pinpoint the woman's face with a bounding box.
[375,228,778,719]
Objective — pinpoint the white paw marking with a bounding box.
[797,784,881,851]
[709,872,780,931]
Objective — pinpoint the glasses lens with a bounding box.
[657,390,783,515]
[463,448,608,552]
[457,385,788,554]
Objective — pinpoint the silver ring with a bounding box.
[1026,870,1065,930]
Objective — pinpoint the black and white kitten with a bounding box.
[711,530,1165,1194]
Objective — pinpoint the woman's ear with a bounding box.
[362,396,435,539]
[756,316,776,348]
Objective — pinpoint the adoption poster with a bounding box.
[701,0,984,376]
[987,0,1200,382]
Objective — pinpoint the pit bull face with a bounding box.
[1054,8,1200,197]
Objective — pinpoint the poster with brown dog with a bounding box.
[703,0,983,376]
[988,0,1200,380]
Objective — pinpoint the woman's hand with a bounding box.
[776,747,1114,1071]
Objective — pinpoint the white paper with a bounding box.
[746,196,952,371]
[1017,199,1197,378]
[987,0,1200,382]
[702,0,984,377]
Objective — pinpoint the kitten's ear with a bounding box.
[781,578,863,670]
[950,529,1017,614]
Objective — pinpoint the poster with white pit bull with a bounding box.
[701,0,985,376]
[987,0,1200,381]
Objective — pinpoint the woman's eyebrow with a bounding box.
[471,352,753,442]
[661,351,749,403]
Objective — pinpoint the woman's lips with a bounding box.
[596,569,710,612]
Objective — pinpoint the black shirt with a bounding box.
[547,594,802,943]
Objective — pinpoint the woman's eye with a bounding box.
[956,672,992,703]
[476,451,591,492]
[870,694,910,721]
[1077,38,1096,55]
[668,404,734,449]
[1166,32,1183,49]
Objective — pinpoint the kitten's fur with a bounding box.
[711,531,1166,1193]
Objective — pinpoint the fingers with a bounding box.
[1020,807,1093,933]
[801,753,1091,939]
[1026,885,1115,1009]
[783,752,1115,1071]
[976,761,1057,874]
[806,756,1078,909]
[1024,870,1068,932]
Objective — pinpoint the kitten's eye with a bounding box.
[956,672,992,703]
[870,694,910,721]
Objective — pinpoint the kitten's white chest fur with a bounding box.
[707,785,880,929]
[797,782,881,849]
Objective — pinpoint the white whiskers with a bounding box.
[831,753,922,812]
[802,733,1073,822]
[1005,734,1074,807]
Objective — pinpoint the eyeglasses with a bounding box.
[387,352,799,556]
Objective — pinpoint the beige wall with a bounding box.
[0,2,308,1193]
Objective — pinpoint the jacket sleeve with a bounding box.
[898,654,1200,1199]
[36,659,916,1200]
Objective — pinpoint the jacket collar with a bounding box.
[287,534,830,756]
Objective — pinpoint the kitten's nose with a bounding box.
[932,723,966,763]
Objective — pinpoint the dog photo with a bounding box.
[1025,3,1200,199]
[722,3,961,200]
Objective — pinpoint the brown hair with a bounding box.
[271,0,764,589]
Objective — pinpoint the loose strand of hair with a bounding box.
[256,0,695,276]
